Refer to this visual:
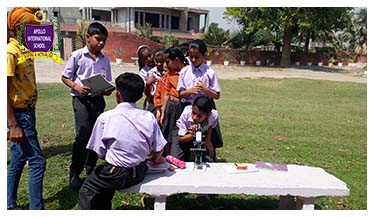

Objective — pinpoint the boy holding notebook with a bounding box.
[61,22,113,189]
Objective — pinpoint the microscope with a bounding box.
[190,124,207,171]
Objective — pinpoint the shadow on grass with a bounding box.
[6,143,72,165]
[139,194,279,210]
[44,185,79,210]
[42,143,72,159]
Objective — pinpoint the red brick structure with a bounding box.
[59,23,366,66]
[103,32,164,63]
[59,23,164,62]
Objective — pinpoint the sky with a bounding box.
[199,7,240,32]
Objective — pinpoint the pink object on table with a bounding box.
[166,155,186,169]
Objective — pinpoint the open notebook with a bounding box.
[81,74,115,96]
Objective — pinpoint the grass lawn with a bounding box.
[7,78,366,210]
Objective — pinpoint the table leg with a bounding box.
[295,197,315,210]
[279,195,296,209]
[279,196,315,210]
[154,195,167,210]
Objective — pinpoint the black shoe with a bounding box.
[85,167,94,176]
[69,176,84,189]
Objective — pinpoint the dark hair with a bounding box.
[154,48,166,57]
[137,45,151,71]
[193,96,213,114]
[87,22,108,37]
[189,39,207,54]
[177,43,190,56]
[164,46,189,65]
[115,72,144,103]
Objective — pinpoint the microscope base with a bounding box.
[193,162,207,172]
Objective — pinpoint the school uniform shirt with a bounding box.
[177,63,221,104]
[7,38,38,109]
[138,64,153,87]
[141,66,163,96]
[62,46,112,96]
[86,102,167,168]
[185,56,191,65]
[153,75,167,107]
[165,70,180,98]
[176,105,218,136]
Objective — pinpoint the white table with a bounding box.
[120,162,349,210]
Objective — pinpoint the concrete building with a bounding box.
[43,7,209,39]
[41,7,209,62]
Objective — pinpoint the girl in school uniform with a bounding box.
[137,45,155,110]
[160,47,189,148]
[176,39,223,152]
[174,95,217,162]
[143,49,166,114]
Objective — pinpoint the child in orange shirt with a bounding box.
[160,47,189,146]
[154,61,168,122]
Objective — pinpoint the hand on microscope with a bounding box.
[204,140,214,158]
[189,124,214,158]
[187,124,199,135]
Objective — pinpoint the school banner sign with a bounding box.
[17,10,62,64]
[25,24,54,52]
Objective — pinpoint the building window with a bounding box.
[171,16,179,30]
[188,17,193,31]
[145,13,160,28]
[91,10,110,21]
[135,11,138,25]
[161,14,164,28]
[135,11,144,26]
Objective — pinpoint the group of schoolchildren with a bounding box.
[7,8,222,210]
[136,42,223,163]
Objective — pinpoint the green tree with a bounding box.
[76,20,88,48]
[224,7,350,67]
[203,22,229,47]
[328,8,366,62]
[227,29,273,49]
[160,35,179,48]
[347,8,367,55]
[296,8,350,54]
[136,23,153,40]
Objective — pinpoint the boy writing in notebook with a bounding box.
[61,22,114,189]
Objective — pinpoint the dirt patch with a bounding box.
[35,58,366,84]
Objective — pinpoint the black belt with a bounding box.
[13,107,35,113]
[108,161,147,178]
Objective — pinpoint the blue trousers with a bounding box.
[7,109,46,210]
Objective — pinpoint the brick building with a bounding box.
[42,7,209,62]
